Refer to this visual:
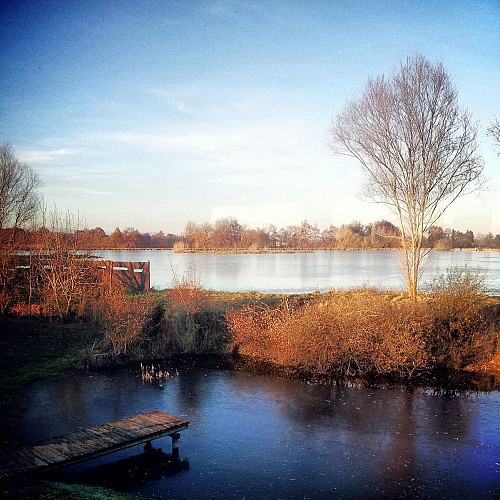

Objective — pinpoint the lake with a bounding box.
[97,249,500,295]
[17,366,500,499]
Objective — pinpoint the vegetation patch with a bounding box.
[226,273,499,381]
[0,480,138,500]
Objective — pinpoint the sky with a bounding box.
[1,0,499,235]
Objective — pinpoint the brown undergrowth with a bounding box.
[226,282,498,378]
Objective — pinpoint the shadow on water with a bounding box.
[44,448,189,490]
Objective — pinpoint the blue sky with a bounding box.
[1,0,499,235]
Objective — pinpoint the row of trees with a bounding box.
[178,217,500,251]
[3,217,500,253]
[0,226,178,250]
[72,226,178,249]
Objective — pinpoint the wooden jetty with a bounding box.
[0,410,189,481]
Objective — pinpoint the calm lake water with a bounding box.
[97,249,500,295]
[18,367,500,499]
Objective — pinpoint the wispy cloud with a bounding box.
[105,117,309,152]
[145,87,196,115]
[65,187,114,196]
[144,80,286,123]
[105,130,252,153]
[18,148,75,163]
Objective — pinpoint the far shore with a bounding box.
[80,246,500,254]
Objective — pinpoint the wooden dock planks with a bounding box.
[0,410,189,480]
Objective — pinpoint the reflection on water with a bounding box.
[18,367,500,499]
[97,249,500,294]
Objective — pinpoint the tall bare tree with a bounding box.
[0,143,41,232]
[0,143,42,311]
[328,55,484,299]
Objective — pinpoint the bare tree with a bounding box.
[488,118,500,153]
[328,55,484,299]
[33,209,98,319]
[0,144,41,311]
[0,143,42,232]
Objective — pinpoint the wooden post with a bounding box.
[144,440,153,453]
[171,432,180,459]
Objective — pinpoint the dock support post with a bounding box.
[171,432,180,459]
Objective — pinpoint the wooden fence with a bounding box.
[95,260,151,292]
[8,258,151,292]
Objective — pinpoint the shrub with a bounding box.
[168,263,212,312]
[227,290,430,378]
[158,306,230,355]
[423,267,497,370]
[100,292,156,355]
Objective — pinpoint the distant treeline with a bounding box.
[2,226,179,249]
[176,218,500,251]
[3,217,500,250]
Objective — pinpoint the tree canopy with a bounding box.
[0,143,41,231]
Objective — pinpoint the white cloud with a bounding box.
[145,88,196,115]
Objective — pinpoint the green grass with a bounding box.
[0,316,99,408]
[0,480,139,499]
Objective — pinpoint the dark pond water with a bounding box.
[98,249,500,295]
[17,366,500,499]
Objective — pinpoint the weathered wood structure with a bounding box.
[8,257,150,292]
[0,411,188,481]
[95,260,151,292]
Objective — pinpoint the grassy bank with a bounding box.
[0,316,100,409]
[0,480,137,500]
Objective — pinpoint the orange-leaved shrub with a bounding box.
[423,268,498,370]
[227,290,430,377]
[168,263,213,313]
[227,272,497,377]
[99,291,156,355]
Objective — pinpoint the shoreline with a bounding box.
[16,247,499,253]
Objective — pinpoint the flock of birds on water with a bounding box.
[140,363,179,389]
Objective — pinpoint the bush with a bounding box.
[100,292,156,355]
[168,262,213,312]
[227,290,430,377]
[227,281,498,378]
[423,267,497,370]
[155,306,230,356]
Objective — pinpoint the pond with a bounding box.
[97,249,500,295]
[17,366,500,499]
